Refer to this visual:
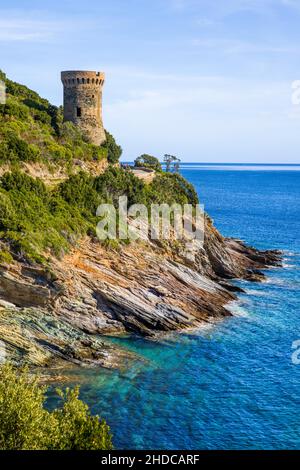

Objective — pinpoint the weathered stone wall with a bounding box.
[61,71,106,146]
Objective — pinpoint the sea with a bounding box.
[49,163,300,450]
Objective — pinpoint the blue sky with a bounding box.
[1,0,300,162]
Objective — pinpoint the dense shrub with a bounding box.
[0,143,9,164]
[60,167,148,214]
[134,154,162,172]
[0,98,30,120]
[0,171,90,263]
[94,166,147,206]
[58,171,100,218]
[0,364,113,450]
[0,192,18,231]
[59,121,85,146]
[6,78,48,105]
[101,130,122,164]
[147,173,199,207]
[0,250,13,264]
[0,166,200,264]
[2,131,40,163]
[59,122,107,162]
[44,140,72,163]
[48,104,63,136]
[0,171,48,199]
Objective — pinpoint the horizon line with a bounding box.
[121,161,300,165]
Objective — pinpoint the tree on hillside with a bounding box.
[134,154,162,172]
[101,130,122,164]
[163,154,181,173]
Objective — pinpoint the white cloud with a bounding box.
[103,71,298,161]
[107,75,290,113]
[0,16,62,42]
[0,10,96,43]
[169,0,300,16]
[169,0,190,10]
[195,17,216,27]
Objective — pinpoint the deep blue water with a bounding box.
[53,165,300,449]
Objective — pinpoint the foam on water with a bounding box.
[226,300,250,318]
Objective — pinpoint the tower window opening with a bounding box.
[76,107,82,117]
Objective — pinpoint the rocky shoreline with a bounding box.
[0,216,281,370]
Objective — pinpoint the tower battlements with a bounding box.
[61,70,106,146]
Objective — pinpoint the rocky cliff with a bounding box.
[0,216,281,370]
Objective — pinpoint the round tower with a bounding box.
[61,70,106,146]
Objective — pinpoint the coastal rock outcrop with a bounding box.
[0,217,281,369]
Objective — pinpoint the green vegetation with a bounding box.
[163,154,181,173]
[0,72,199,265]
[134,154,162,172]
[147,172,199,206]
[0,364,113,450]
[0,71,123,166]
[101,130,122,164]
[0,71,204,451]
[0,250,13,264]
[0,171,90,264]
[94,166,147,206]
[0,167,198,265]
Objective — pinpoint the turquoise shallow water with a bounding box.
[50,165,300,449]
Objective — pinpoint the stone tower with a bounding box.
[61,70,106,146]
